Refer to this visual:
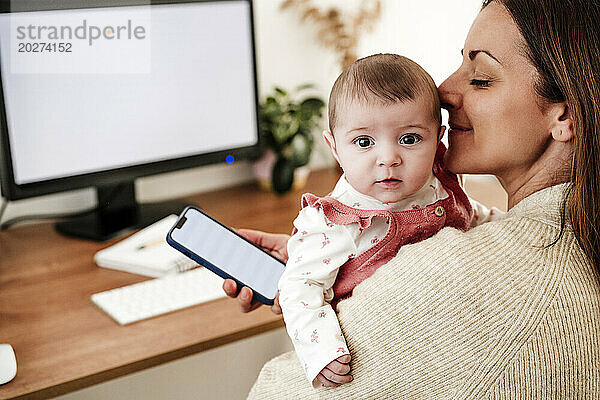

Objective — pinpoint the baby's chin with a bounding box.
[372,192,409,204]
[371,185,424,204]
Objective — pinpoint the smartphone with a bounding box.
[166,206,285,305]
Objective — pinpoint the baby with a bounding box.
[278,54,499,388]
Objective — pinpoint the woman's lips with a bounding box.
[448,123,473,136]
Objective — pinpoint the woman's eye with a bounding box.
[399,134,421,145]
[469,78,491,88]
[354,137,374,148]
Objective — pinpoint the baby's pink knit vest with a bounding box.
[299,143,473,308]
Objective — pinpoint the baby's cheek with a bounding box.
[412,169,434,192]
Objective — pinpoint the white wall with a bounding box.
[0,0,482,223]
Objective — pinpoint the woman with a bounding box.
[225,0,600,397]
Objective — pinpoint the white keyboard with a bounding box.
[92,268,227,325]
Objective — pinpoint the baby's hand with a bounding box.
[316,354,352,387]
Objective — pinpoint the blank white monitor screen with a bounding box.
[0,1,257,185]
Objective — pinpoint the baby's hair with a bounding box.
[328,53,441,132]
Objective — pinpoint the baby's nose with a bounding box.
[377,148,401,167]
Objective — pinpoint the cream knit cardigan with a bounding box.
[248,184,600,399]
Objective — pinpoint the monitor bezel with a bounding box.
[0,0,261,201]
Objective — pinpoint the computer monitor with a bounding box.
[0,0,260,240]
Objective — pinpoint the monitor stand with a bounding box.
[55,182,188,241]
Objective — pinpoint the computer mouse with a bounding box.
[0,344,17,385]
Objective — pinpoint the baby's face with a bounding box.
[327,96,441,204]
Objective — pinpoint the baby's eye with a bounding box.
[354,137,374,148]
[399,134,421,145]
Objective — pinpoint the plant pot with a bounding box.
[252,150,310,192]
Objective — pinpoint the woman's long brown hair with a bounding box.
[482,0,600,269]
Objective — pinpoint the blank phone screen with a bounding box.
[170,208,285,299]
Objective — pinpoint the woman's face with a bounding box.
[439,2,553,180]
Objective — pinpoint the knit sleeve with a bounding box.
[279,206,357,386]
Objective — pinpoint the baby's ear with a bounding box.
[437,125,446,141]
[322,130,341,164]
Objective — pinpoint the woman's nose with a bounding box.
[438,72,462,111]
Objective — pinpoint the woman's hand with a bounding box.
[237,228,290,262]
[222,229,290,314]
[316,354,353,387]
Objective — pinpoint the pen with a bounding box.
[137,238,165,251]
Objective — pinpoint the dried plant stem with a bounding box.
[280,0,382,69]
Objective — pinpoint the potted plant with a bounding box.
[255,85,325,194]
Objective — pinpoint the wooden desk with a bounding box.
[0,168,341,400]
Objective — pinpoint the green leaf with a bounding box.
[271,113,299,144]
[299,98,325,122]
[295,83,316,92]
[273,124,289,144]
[300,97,326,113]
[289,135,311,167]
[272,157,295,194]
[274,87,288,96]
[265,96,278,106]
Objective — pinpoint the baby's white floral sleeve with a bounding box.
[279,205,358,387]
[469,197,506,226]
[456,175,505,227]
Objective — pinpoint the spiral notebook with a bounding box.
[94,215,198,277]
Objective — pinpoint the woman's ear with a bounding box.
[322,130,341,164]
[548,102,575,142]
